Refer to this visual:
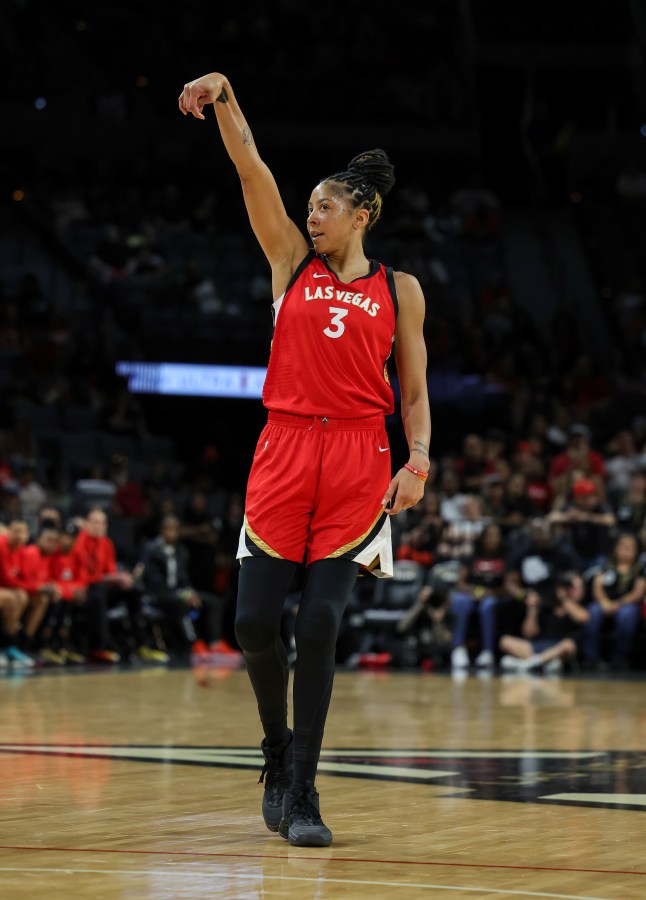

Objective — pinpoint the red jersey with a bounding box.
[50,549,88,600]
[261,252,397,418]
[0,535,50,592]
[73,530,117,584]
[20,544,55,592]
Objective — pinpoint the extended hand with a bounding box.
[178,73,228,119]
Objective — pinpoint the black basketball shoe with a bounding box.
[278,780,333,847]
[259,731,293,831]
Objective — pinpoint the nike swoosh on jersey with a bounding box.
[378,447,389,452]
[313,273,332,279]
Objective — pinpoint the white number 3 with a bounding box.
[323,306,349,339]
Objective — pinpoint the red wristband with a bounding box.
[404,463,428,480]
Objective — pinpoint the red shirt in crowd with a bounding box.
[50,548,89,601]
[0,535,52,593]
[72,530,117,584]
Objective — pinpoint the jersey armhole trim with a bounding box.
[385,267,399,320]
[283,250,316,294]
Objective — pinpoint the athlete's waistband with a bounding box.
[267,411,386,431]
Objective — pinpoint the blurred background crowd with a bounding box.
[1,0,646,674]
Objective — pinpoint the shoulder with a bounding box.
[392,270,426,320]
[393,270,424,301]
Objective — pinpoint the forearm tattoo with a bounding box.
[411,440,430,460]
[241,127,253,146]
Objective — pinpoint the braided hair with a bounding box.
[321,148,395,231]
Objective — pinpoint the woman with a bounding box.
[498,570,589,674]
[581,532,646,671]
[178,73,431,847]
[447,521,506,669]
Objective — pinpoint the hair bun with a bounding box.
[347,148,395,197]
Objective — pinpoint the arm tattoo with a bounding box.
[412,440,430,459]
[241,127,254,146]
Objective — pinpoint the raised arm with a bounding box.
[178,72,309,297]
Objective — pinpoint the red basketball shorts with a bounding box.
[237,411,394,578]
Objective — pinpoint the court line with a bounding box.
[0,866,617,899]
[0,845,643,878]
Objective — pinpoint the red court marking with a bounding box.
[0,845,643,878]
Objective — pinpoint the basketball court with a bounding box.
[0,665,644,898]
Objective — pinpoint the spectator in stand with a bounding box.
[480,473,507,525]
[20,526,66,666]
[35,504,63,532]
[73,507,168,664]
[435,493,488,563]
[437,466,467,523]
[454,433,495,493]
[548,478,616,570]
[483,428,508,473]
[604,429,640,508]
[395,490,444,569]
[140,515,240,662]
[16,465,48,535]
[448,522,509,670]
[615,470,646,535]
[581,532,646,672]
[0,584,28,669]
[503,517,583,640]
[0,481,22,529]
[0,518,57,667]
[180,491,219,592]
[500,471,536,535]
[109,454,149,519]
[548,423,606,504]
[498,570,589,674]
[46,521,88,664]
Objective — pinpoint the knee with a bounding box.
[234,612,274,654]
[294,601,340,651]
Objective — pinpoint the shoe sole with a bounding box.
[278,819,333,847]
[263,807,282,832]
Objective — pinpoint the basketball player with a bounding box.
[179,72,431,847]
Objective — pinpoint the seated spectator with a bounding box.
[0,576,28,670]
[480,473,507,524]
[180,491,219,592]
[604,429,640,507]
[109,454,149,519]
[20,525,64,664]
[454,433,495,493]
[140,515,240,663]
[503,517,583,639]
[500,471,536,534]
[0,518,57,667]
[549,477,616,570]
[435,494,487,563]
[448,523,508,670]
[549,423,606,503]
[437,467,467,523]
[614,470,646,534]
[73,507,168,664]
[581,533,646,672]
[17,465,48,535]
[395,490,444,568]
[498,570,589,674]
[42,521,89,664]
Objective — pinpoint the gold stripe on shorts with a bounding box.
[326,507,387,559]
[244,515,284,559]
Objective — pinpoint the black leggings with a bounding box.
[235,556,359,785]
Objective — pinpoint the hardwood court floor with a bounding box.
[0,664,645,899]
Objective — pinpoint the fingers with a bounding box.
[178,82,206,119]
[382,469,426,515]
